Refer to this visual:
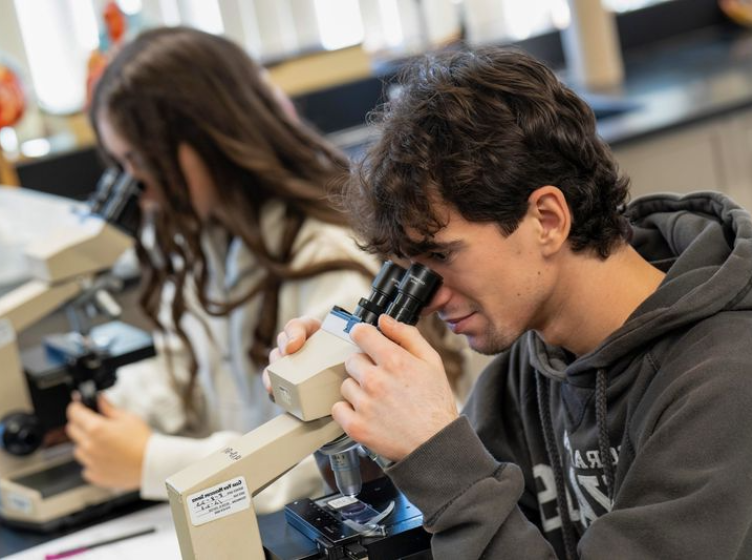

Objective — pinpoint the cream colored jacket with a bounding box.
[107,204,378,513]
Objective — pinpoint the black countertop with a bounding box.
[324,25,752,155]
[593,25,752,147]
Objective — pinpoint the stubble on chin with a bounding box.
[467,325,518,356]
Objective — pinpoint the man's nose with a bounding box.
[421,284,452,316]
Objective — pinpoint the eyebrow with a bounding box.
[403,238,465,258]
[430,239,464,252]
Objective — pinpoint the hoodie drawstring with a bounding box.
[536,372,578,560]
[595,369,615,501]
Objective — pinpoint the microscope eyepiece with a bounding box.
[352,261,406,326]
[385,263,442,325]
[0,412,43,456]
[88,167,144,237]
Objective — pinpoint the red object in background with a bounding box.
[720,0,752,27]
[0,64,25,128]
[85,1,128,108]
[86,49,110,108]
[104,1,127,44]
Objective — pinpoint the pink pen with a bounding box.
[44,527,156,559]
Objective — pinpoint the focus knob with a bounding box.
[0,412,43,456]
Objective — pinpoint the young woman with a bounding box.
[65,26,379,513]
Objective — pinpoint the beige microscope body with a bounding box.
[0,187,133,528]
[167,311,358,560]
[167,262,441,559]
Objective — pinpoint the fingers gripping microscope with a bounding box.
[0,171,154,531]
[167,262,441,559]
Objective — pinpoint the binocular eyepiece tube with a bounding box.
[348,260,443,330]
[88,167,145,238]
[384,262,443,325]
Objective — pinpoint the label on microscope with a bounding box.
[187,476,250,526]
[5,491,32,514]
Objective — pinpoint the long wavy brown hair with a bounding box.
[90,27,372,424]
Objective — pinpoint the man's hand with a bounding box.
[66,395,151,491]
[333,313,459,463]
[263,316,322,394]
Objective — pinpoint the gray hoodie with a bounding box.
[387,192,752,559]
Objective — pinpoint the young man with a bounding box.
[271,47,752,558]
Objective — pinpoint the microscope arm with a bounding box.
[165,321,356,559]
[0,278,84,333]
[166,413,343,560]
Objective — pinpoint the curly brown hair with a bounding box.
[345,47,631,260]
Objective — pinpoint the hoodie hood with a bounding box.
[530,191,752,383]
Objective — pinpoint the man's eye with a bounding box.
[427,251,449,263]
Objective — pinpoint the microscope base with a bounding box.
[0,457,139,532]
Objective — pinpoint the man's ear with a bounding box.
[528,186,571,256]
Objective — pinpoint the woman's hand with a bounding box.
[263,316,322,394]
[66,394,152,491]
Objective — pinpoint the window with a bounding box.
[605,0,673,13]
[3,0,679,116]
[14,0,98,114]
[9,0,224,115]
[174,0,224,35]
[314,0,364,51]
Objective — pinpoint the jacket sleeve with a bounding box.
[386,344,558,560]
[105,350,190,436]
[141,431,323,515]
[386,417,557,559]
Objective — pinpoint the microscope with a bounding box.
[167,261,441,559]
[0,171,154,531]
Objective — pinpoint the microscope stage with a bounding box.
[261,477,431,560]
